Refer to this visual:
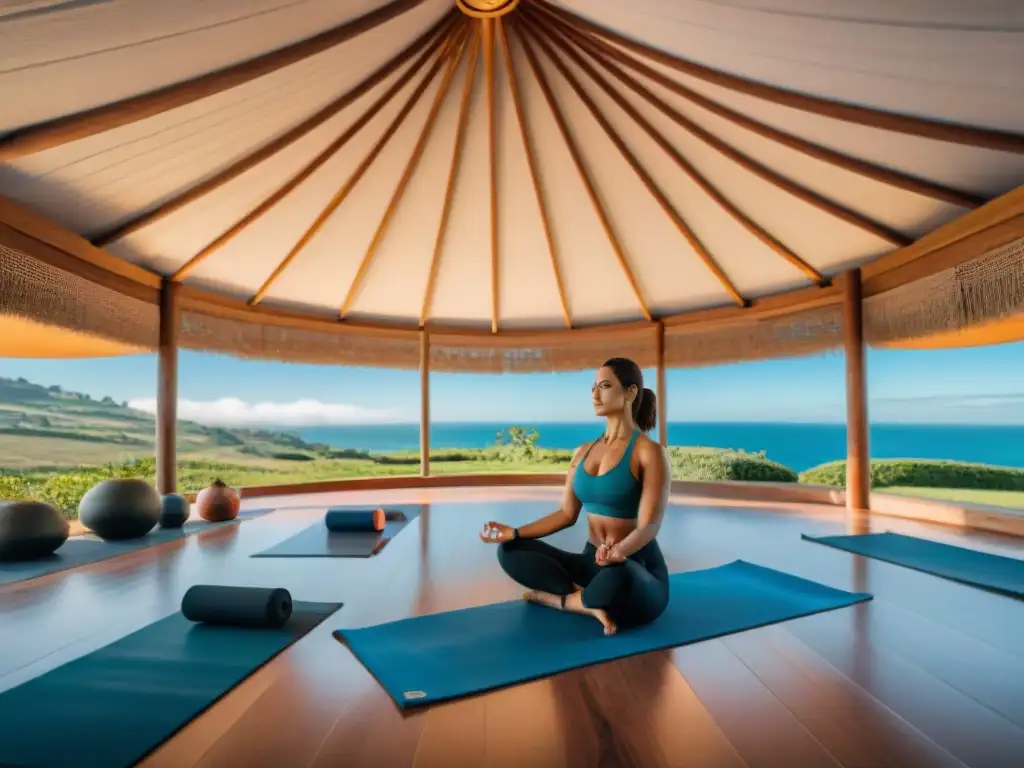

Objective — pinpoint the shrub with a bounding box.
[316,446,371,460]
[37,473,98,517]
[492,426,541,462]
[0,474,30,501]
[668,448,798,483]
[800,458,1024,491]
[269,452,315,461]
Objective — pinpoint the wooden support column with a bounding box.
[156,279,180,495]
[843,268,870,512]
[656,322,667,447]
[420,329,431,477]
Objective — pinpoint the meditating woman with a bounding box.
[480,357,671,636]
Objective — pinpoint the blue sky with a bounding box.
[1,341,1023,425]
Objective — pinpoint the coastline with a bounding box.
[294,421,1024,473]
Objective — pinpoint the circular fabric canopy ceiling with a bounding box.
[1,0,1022,333]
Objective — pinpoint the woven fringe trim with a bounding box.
[179,312,421,369]
[0,243,158,349]
[665,304,844,367]
[181,312,660,372]
[865,236,1024,343]
[430,337,659,373]
[4,233,1024,371]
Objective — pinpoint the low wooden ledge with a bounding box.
[236,472,567,499]
[671,480,846,506]
[869,491,1024,538]
[92,475,1022,539]
[669,481,1024,538]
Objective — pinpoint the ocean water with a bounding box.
[294,422,1024,472]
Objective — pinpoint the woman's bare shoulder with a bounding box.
[635,432,667,462]
[570,441,592,467]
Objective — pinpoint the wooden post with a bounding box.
[843,269,870,512]
[156,279,180,495]
[420,329,431,477]
[656,322,667,447]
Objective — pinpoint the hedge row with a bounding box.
[799,458,1024,490]
[667,448,798,483]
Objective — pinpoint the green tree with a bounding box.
[495,426,541,461]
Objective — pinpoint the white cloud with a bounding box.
[127,397,406,427]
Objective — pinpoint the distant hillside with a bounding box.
[0,376,328,471]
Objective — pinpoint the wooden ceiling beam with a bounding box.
[497,19,573,329]
[484,18,500,334]
[339,28,473,318]
[530,7,909,248]
[530,4,982,210]
[530,13,826,287]
[419,24,482,328]
[525,17,748,305]
[515,24,653,322]
[170,25,455,283]
[92,12,459,247]
[249,24,469,305]
[537,0,1024,154]
[0,0,435,161]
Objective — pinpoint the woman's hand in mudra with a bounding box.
[595,542,626,566]
[480,521,515,544]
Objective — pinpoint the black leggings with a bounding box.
[497,537,670,628]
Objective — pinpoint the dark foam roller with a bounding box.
[325,507,385,532]
[182,585,293,629]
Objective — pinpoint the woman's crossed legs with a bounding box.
[497,537,669,635]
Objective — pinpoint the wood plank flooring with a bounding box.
[1,486,1022,767]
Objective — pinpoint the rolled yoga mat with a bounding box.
[333,559,871,709]
[325,507,386,532]
[802,531,1024,599]
[252,504,421,559]
[0,507,278,587]
[0,598,342,768]
[182,584,293,629]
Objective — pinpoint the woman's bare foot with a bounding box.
[523,589,617,636]
[522,589,563,610]
[587,606,617,636]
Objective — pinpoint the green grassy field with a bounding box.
[882,486,1024,510]
[0,376,329,470]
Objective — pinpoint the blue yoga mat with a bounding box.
[333,559,871,708]
[251,504,421,559]
[0,508,276,586]
[0,599,341,768]
[803,531,1024,599]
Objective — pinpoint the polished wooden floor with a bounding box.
[1,487,1023,767]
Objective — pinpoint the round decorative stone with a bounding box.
[0,500,70,561]
[159,493,190,529]
[78,478,161,540]
[196,479,240,523]
[456,0,520,19]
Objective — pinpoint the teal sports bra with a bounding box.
[572,430,643,520]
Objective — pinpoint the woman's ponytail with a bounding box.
[633,387,657,433]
